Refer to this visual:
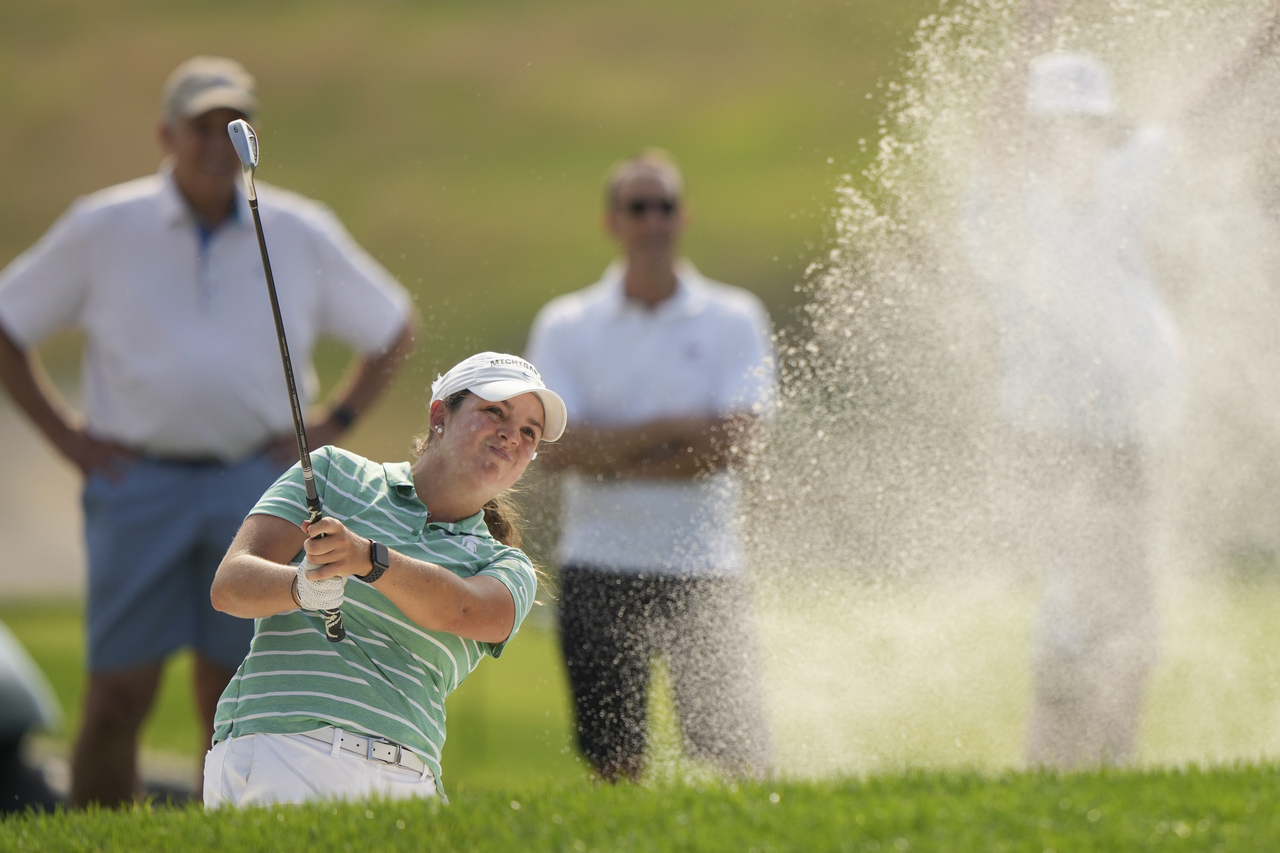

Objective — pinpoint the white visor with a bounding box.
[430,352,568,442]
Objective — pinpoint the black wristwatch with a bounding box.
[356,539,390,583]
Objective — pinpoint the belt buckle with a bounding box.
[366,737,402,766]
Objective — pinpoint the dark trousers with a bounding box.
[558,566,770,779]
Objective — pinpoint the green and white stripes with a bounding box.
[212,447,537,782]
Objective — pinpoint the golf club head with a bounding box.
[227,119,259,170]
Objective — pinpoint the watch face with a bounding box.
[372,540,390,570]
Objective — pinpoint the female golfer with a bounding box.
[203,352,566,807]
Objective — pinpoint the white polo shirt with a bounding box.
[962,126,1183,446]
[526,261,774,575]
[0,168,411,461]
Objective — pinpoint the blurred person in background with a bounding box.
[526,150,774,781]
[0,56,417,807]
[965,0,1280,769]
[962,2,1184,768]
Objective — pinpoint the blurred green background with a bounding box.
[0,0,934,461]
[0,0,939,791]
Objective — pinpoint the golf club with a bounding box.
[228,118,345,643]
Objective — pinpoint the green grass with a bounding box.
[5,767,1280,851]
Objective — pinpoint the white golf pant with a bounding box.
[1012,438,1159,769]
[204,731,437,808]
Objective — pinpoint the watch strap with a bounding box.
[356,539,389,583]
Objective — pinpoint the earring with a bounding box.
[434,426,443,434]
[531,451,538,461]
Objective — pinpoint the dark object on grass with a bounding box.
[0,619,64,813]
[0,738,61,814]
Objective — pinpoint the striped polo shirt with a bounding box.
[212,446,538,782]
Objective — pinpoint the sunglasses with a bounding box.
[622,198,679,218]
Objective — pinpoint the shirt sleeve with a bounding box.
[717,297,776,418]
[306,205,412,354]
[0,199,95,348]
[525,302,586,418]
[475,548,538,658]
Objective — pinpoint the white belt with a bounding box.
[301,726,429,776]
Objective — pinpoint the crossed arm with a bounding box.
[536,412,761,480]
[210,513,517,644]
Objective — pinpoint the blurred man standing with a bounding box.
[962,9,1183,767]
[0,57,417,806]
[526,151,774,781]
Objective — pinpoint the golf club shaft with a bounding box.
[247,193,346,643]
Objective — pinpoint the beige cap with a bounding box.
[162,56,257,123]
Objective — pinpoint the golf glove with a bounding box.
[296,559,346,611]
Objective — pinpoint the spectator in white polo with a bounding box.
[525,150,774,781]
[0,56,417,807]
